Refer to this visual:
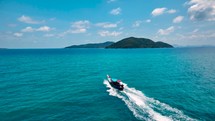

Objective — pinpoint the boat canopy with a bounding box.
[112,78,118,82]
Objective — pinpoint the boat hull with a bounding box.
[108,81,124,91]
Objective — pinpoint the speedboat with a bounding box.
[107,75,124,91]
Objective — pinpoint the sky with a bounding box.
[0,0,215,48]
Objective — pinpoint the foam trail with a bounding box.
[104,80,197,121]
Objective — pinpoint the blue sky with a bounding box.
[0,0,215,48]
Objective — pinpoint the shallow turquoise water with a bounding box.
[0,48,215,121]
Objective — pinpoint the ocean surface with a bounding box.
[0,48,215,121]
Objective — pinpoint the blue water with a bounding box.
[0,48,215,121]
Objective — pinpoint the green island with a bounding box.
[65,37,173,48]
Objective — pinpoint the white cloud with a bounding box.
[98,30,122,37]
[70,20,90,33]
[167,9,177,14]
[173,16,184,23]
[158,26,175,35]
[37,26,51,32]
[60,20,90,35]
[21,26,53,33]
[145,19,151,23]
[152,8,167,16]
[14,32,23,37]
[18,15,44,24]
[132,20,143,27]
[21,26,34,32]
[187,0,215,21]
[71,20,90,29]
[152,8,176,16]
[96,22,117,28]
[70,28,87,33]
[110,7,121,15]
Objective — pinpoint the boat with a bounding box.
[107,75,124,91]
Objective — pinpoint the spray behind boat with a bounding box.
[103,79,196,121]
[107,75,124,91]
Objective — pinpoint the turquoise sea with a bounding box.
[0,48,215,121]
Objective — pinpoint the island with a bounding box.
[65,37,173,49]
[65,41,114,48]
[106,37,173,48]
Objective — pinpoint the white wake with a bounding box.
[104,80,196,121]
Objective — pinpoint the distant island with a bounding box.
[65,41,114,48]
[106,37,173,48]
[65,37,173,48]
